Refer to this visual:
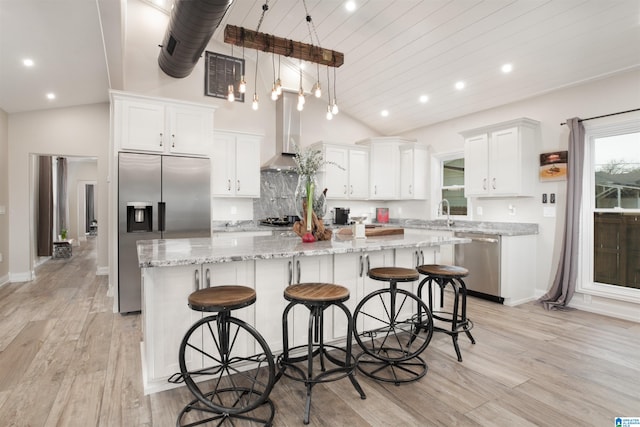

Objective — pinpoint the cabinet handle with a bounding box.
[194,269,200,291]
[350,184,354,195]
[171,134,176,148]
[492,178,496,189]
[414,250,419,267]
[205,268,211,288]
[227,179,231,191]
[343,184,347,195]
[359,255,364,277]
[409,184,412,195]
[482,178,487,190]
[237,180,240,192]
[420,250,425,266]
[296,260,301,283]
[159,132,163,147]
[288,261,293,286]
[374,185,377,195]
[365,254,370,275]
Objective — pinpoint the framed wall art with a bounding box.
[205,51,245,102]
[539,150,568,181]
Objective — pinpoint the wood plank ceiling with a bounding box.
[0,0,638,135]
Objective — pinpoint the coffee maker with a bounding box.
[334,207,350,225]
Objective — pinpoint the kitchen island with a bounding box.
[137,232,470,394]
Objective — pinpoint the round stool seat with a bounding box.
[188,286,256,312]
[417,264,468,278]
[369,267,419,282]
[284,283,349,304]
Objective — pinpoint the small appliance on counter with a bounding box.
[376,207,389,223]
[334,207,350,225]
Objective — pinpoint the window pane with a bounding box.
[594,132,640,209]
[443,159,464,186]
[442,189,467,216]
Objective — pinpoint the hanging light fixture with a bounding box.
[297,62,305,111]
[226,50,235,102]
[270,41,278,101]
[331,67,339,115]
[325,66,333,120]
[239,43,247,94]
[313,63,322,98]
[252,50,259,110]
[275,55,282,95]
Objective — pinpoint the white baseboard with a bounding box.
[0,274,9,287]
[9,271,35,282]
[96,266,109,276]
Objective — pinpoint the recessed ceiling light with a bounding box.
[345,1,356,12]
[455,81,465,90]
[46,93,56,100]
[23,58,34,67]
[419,95,429,103]
[501,63,513,73]
[381,110,389,117]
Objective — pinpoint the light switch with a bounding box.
[542,194,547,204]
[550,193,556,204]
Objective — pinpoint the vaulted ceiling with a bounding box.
[1,0,639,135]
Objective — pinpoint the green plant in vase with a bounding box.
[292,144,342,242]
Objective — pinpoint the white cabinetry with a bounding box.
[112,92,214,156]
[254,254,332,353]
[357,137,421,200]
[313,142,369,200]
[462,118,540,197]
[212,131,261,197]
[400,144,430,199]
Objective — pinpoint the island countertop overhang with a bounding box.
[137,234,471,268]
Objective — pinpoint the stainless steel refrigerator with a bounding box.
[118,152,211,313]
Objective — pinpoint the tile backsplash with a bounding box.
[253,170,299,219]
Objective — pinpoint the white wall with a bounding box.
[0,108,8,285]
[8,103,110,281]
[400,69,640,317]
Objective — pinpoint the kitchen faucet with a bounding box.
[438,199,454,228]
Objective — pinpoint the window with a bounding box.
[581,118,640,301]
[436,153,467,216]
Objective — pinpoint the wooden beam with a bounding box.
[223,24,344,67]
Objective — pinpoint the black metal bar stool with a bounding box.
[277,283,366,425]
[169,285,276,426]
[353,267,433,385]
[416,264,476,362]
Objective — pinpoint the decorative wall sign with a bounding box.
[205,51,244,102]
[539,150,568,181]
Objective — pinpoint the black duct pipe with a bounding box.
[158,0,233,78]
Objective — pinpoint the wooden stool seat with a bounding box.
[417,264,468,278]
[188,286,256,312]
[368,267,419,282]
[284,283,349,304]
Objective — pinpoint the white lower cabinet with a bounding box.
[142,264,203,390]
[254,255,332,354]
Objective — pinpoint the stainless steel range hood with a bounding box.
[261,91,301,171]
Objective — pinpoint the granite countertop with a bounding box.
[137,233,470,268]
[211,219,538,236]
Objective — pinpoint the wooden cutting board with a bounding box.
[338,227,404,237]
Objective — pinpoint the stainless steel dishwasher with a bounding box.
[454,232,504,303]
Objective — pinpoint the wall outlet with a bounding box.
[476,206,483,216]
[508,204,516,215]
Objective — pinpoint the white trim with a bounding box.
[578,117,640,305]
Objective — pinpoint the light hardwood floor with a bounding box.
[0,238,638,426]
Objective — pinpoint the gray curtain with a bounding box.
[86,184,95,233]
[37,156,53,256]
[539,117,585,310]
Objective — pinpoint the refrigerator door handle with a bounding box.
[158,202,166,232]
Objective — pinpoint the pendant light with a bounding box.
[325,66,333,120]
[239,43,246,93]
[275,55,282,95]
[226,53,235,102]
[297,62,305,111]
[313,63,322,98]
[270,42,278,101]
[331,67,339,115]
[252,50,259,110]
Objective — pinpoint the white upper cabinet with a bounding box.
[400,143,430,200]
[212,131,261,197]
[462,118,540,198]
[313,142,369,200]
[357,137,418,200]
[112,92,215,156]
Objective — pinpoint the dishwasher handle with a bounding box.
[468,237,499,244]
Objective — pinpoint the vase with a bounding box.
[293,174,326,226]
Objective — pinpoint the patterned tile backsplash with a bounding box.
[253,170,299,219]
